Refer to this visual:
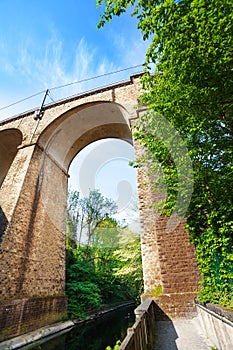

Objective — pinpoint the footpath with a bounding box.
[153,317,213,350]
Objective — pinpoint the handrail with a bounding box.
[119,299,156,350]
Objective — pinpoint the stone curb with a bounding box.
[0,320,74,350]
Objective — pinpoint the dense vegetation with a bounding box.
[66,190,143,319]
[97,0,233,307]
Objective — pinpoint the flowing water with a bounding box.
[22,304,135,350]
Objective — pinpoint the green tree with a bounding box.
[113,229,143,301]
[66,233,143,318]
[79,189,117,245]
[66,189,80,249]
[66,219,143,318]
[94,216,120,247]
[97,0,233,306]
[66,246,102,318]
[66,189,117,246]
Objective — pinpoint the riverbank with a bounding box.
[0,301,135,350]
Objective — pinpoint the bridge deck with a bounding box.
[153,317,212,350]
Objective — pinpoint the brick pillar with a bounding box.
[155,217,200,318]
[132,116,200,319]
[0,144,67,341]
[136,165,162,294]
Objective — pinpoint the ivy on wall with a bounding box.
[97,0,233,307]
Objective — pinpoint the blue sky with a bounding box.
[0,1,148,118]
[0,1,149,230]
[69,139,140,230]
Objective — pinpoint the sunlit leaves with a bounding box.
[97,0,233,306]
[66,189,117,247]
[66,228,143,318]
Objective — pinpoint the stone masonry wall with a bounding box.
[135,164,162,293]
[156,217,199,295]
[0,75,142,148]
[0,296,67,341]
[132,114,200,318]
[0,144,41,299]
[0,145,67,341]
[0,145,67,299]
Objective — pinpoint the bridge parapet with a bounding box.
[120,299,156,350]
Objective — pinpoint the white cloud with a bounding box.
[0,35,117,119]
[11,33,126,104]
[107,20,149,68]
[3,62,15,74]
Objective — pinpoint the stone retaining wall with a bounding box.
[196,302,233,350]
[0,295,67,341]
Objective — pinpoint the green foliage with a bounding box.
[66,189,117,247]
[113,229,143,302]
[80,189,117,245]
[97,0,233,307]
[66,230,143,318]
[66,189,80,249]
[105,340,121,350]
[66,247,101,318]
[153,285,163,298]
[66,188,143,318]
[93,216,120,247]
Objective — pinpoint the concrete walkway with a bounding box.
[153,317,213,350]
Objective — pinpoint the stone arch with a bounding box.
[6,100,133,294]
[38,101,132,172]
[0,128,23,187]
[30,101,133,249]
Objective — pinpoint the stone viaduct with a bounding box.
[0,74,199,341]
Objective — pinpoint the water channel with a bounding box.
[21,304,135,350]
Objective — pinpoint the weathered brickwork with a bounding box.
[156,293,198,319]
[133,113,200,318]
[135,164,162,292]
[155,217,199,294]
[0,295,67,341]
[0,145,66,299]
[0,74,199,340]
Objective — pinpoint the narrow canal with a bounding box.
[21,304,135,350]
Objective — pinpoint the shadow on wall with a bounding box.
[154,303,178,350]
[0,206,8,244]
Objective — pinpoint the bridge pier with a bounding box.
[0,143,67,340]
[135,135,199,318]
[137,174,199,318]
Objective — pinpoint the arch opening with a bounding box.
[37,101,135,235]
[38,101,133,172]
[69,138,140,236]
